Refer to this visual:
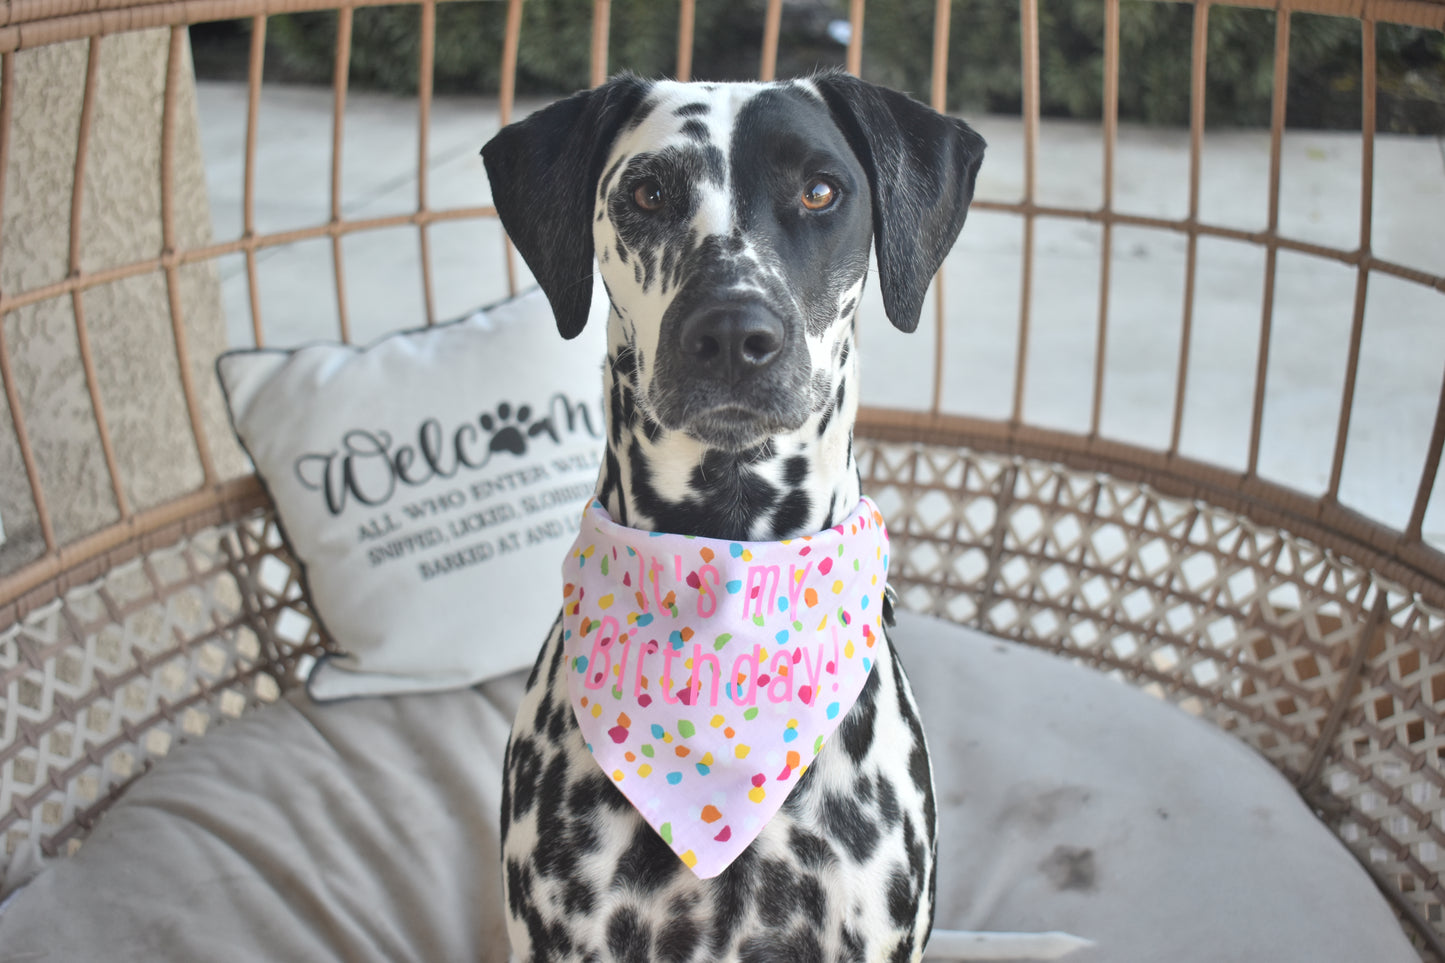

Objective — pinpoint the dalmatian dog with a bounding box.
[483,72,1048,963]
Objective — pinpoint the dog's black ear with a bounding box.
[812,71,986,334]
[482,76,651,339]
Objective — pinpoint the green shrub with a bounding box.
[264,0,773,96]
[259,0,1443,132]
[860,0,1443,132]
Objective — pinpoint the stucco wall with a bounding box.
[0,29,244,576]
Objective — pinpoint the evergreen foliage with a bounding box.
[256,0,1444,132]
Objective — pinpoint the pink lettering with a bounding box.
[689,644,722,707]
[800,644,824,704]
[585,616,621,690]
[767,650,794,703]
[661,646,682,704]
[650,558,667,611]
[743,564,781,619]
[729,645,764,706]
[612,632,632,694]
[634,555,649,612]
[697,564,721,618]
[786,562,813,612]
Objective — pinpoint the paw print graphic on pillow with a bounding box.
[480,402,555,456]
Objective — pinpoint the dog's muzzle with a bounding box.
[653,293,812,451]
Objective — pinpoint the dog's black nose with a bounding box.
[678,304,785,380]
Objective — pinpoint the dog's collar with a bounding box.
[561,497,890,878]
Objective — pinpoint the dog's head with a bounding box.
[482,73,984,451]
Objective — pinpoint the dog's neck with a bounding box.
[594,311,862,543]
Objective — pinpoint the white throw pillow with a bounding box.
[217,287,607,700]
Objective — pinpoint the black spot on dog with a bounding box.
[878,774,901,828]
[891,645,933,806]
[681,118,709,142]
[700,144,726,186]
[570,770,633,815]
[816,401,836,438]
[641,411,665,443]
[709,846,759,954]
[614,822,684,894]
[598,446,624,522]
[656,893,702,963]
[840,925,866,963]
[822,789,880,863]
[758,859,799,927]
[809,368,832,412]
[657,915,701,963]
[521,902,551,959]
[640,248,659,292]
[888,935,915,963]
[499,747,513,836]
[661,229,702,293]
[839,666,880,764]
[532,685,554,736]
[675,101,709,117]
[564,877,596,915]
[902,814,923,878]
[510,736,541,820]
[544,628,568,687]
[909,741,932,814]
[606,907,654,960]
[789,826,835,870]
[625,95,659,131]
[770,488,811,539]
[533,756,584,879]
[783,455,808,487]
[739,928,824,963]
[887,866,915,925]
[547,697,573,742]
[798,874,827,922]
[601,156,627,202]
[609,363,633,447]
[505,857,531,917]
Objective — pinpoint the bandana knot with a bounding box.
[562,497,889,878]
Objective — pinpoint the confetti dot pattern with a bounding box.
[564,497,888,879]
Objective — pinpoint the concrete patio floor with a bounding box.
[193,80,1445,544]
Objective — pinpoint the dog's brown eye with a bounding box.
[633,181,665,212]
[802,179,836,211]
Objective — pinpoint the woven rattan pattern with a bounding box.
[0,510,332,877]
[858,439,1445,950]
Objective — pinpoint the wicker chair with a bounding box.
[2,0,1444,957]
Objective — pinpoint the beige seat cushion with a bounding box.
[0,613,1418,961]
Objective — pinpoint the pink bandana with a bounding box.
[562,497,889,879]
